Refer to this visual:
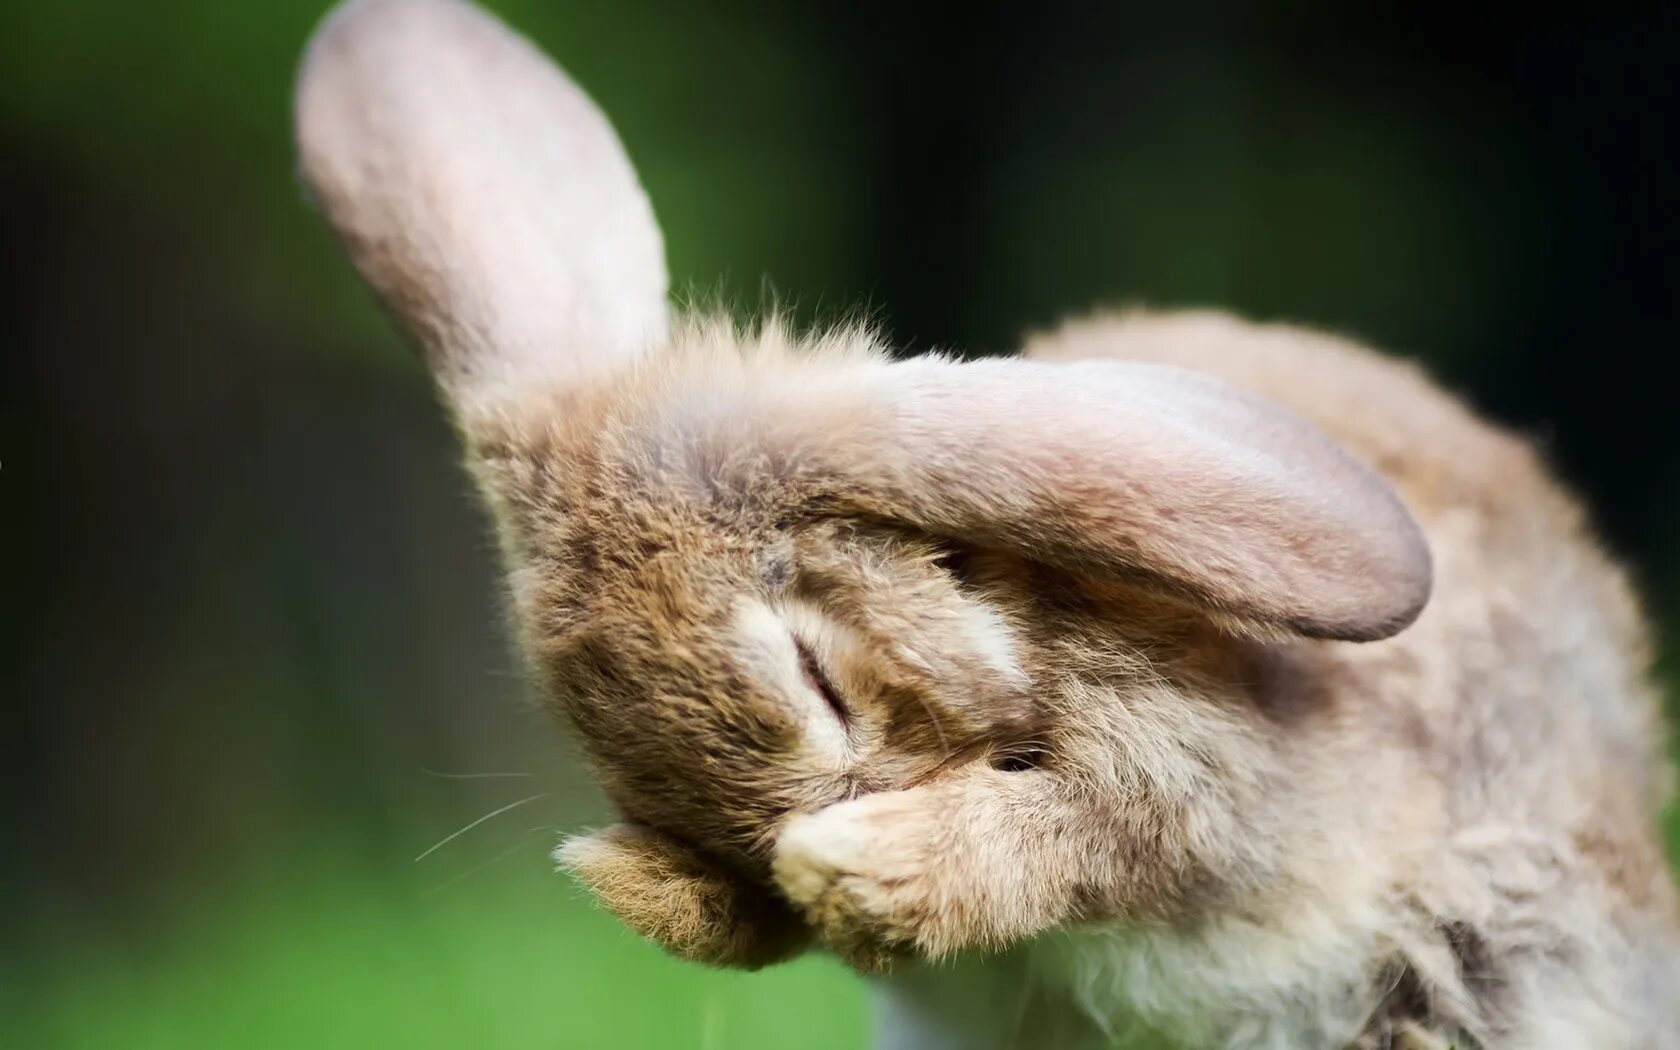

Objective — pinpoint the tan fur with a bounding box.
[294,3,1680,1047]
[556,822,807,969]
[508,313,1677,1047]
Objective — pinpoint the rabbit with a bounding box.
[294,1,1680,1047]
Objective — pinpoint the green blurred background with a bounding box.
[4,2,1677,1047]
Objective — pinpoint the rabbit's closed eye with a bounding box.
[793,633,851,730]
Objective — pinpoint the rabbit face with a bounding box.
[494,367,1044,874]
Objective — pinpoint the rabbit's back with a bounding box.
[1027,309,1547,515]
[1027,310,1679,1043]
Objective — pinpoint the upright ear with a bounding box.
[822,357,1432,641]
[294,0,667,426]
[558,824,809,970]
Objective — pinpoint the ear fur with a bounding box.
[294,0,668,426]
[557,824,809,970]
[815,354,1433,641]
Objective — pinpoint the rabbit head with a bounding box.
[296,0,1432,969]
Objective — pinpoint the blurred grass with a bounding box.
[12,848,866,1050]
[10,806,1676,1049]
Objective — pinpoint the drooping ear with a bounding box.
[557,824,809,970]
[818,356,1432,641]
[294,0,667,426]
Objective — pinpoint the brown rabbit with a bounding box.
[295,1,1680,1046]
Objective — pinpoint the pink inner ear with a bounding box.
[815,356,1432,641]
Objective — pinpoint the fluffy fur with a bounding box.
[295,2,1680,1046]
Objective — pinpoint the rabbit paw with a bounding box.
[772,789,963,972]
[560,823,808,969]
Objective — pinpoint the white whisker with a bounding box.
[419,835,544,897]
[414,792,549,861]
[909,689,953,760]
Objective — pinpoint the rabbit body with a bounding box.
[859,310,1680,1049]
[293,2,1680,1046]
[543,311,1678,1050]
